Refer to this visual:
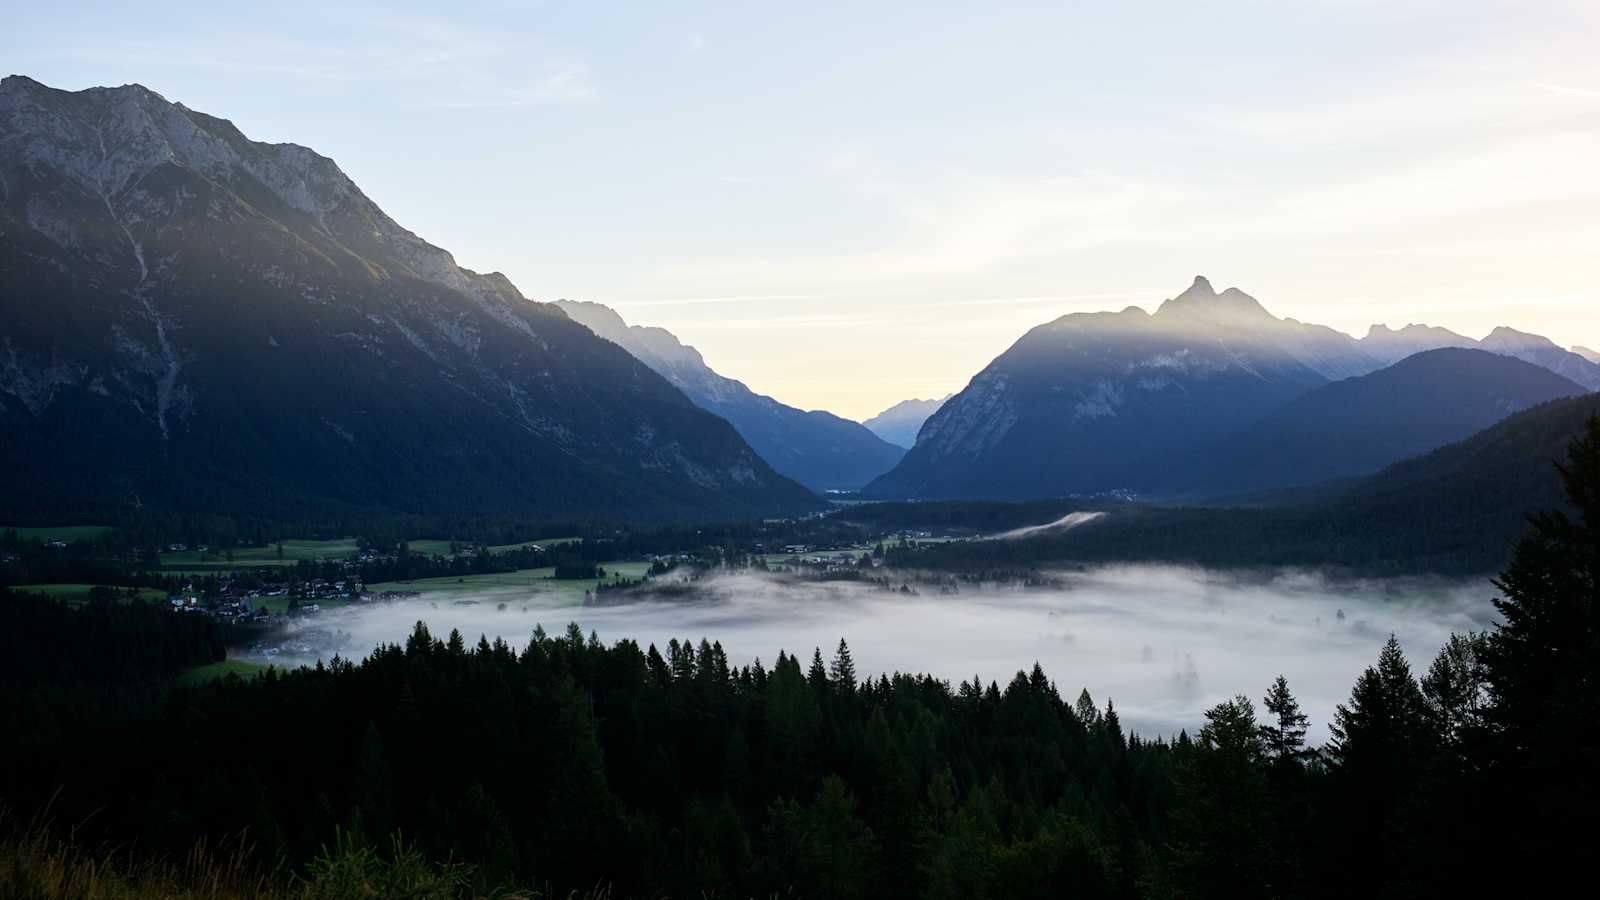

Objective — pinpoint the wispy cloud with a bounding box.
[1532,81,1600,99]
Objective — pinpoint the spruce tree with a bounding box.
[1478,415,1600,888]
[829,638,858,691]
[1259,675,1309,765]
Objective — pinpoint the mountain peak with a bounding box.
[1483,326,1559,351]
[1155,276,1274,324]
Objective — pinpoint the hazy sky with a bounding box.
[8,0,1599,419]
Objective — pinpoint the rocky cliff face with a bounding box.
[0,76,817,521]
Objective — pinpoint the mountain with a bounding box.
[1360,323,1600,390]
[1574,346,1600,365]
[1478,327,1600,390]
[1173,348,1587,495]
[1358,323,1477,365]
[0,76,818,522]
[552,300,904,491]
[863,276,1373,500]
[901,391,1600,575]
[862,395,951,448]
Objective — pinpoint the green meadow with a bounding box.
[159,538,360,569]
[368,560,652,605]
[8,583,170,605]
[178,659,270,686]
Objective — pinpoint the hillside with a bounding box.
[0,76,818,523]
[1170,348,1586,496]
[896,392,1600,574]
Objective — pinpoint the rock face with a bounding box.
[862,396,951,449]
[0,76,817,521]
[864,276,1597,501]
[553,300,904,491]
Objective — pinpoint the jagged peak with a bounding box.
[1363,322,1472,341]
[1155,276,1275,323]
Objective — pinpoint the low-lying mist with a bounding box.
[262,565,1496,743]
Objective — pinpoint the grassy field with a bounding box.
[178,659,270,686]
[9,583,170,605]
[368,560,652,605]
[248,594,354,614]
[405,536,582,556]
[485,535,580,554]
[404,539,458,557]
[2,525,113,542]
[159,538,360,569]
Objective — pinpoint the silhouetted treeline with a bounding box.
[3,417,1597,897]
[0,590,223,688]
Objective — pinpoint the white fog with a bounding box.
[260,566,1498,744]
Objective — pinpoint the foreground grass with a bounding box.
[0,824,605,899]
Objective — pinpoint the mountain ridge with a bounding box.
[865,275,1597,502]
[0,76,818,522]
[862,395,952,448]
[552,300,904,491]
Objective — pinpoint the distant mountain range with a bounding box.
[0,76,817,522]
[866,276,1598,502]
[892,390,1600,575]
[1170,348,1585,496]
[552,301,904,491]
[861,396,950,448]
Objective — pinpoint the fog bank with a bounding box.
[260,565,1496,743]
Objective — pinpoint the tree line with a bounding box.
[1,417,1596,897]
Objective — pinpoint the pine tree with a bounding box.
[1420,632,1488,751]
[1327,635,1433,896]
[1259,675,1309,765]
[829,638,858,692]
[1477,415,1600,889]
[809,648,829,692]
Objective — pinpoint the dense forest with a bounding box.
[3,418,1597,896]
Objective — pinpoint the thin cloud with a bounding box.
[1532,81,1600,99]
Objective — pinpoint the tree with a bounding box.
[1326,636,1433,896]
[1259,675,1309,765]
[1165,696,1269,900]
[829,638,858,691]
[1329,636,1431,773]
[1476,415,1600,890]
[1420,632,1488,751]
[762,776,878,900]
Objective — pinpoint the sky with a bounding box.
[6,0,1599,419]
